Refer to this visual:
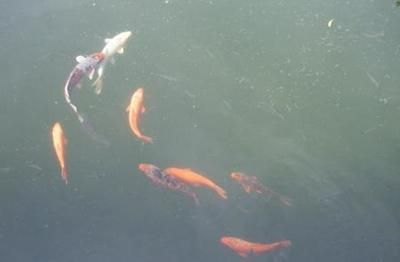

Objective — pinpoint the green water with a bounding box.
[1,0,399,261]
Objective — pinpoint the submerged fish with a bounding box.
[220,236,291,258]
[163,167,227,199]
[63,52,110,146]
[51,122,68,184]
[138,163,200,206]
[126,87,153,143]
[92,31,132,94]
[230,172,292,206]
[64,52,104,114]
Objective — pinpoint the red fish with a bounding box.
[126,88,153,143]
[230,172,292,206]
[138,163,200,206]
[51,122,68,184]
[163,167,227,199]
[220,236,291,258]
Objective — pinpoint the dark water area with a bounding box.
[1,0,400,261]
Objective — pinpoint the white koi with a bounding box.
[92,31,132,94]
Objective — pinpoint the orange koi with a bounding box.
[231,172,292,206]
[220,236,291,258]
[163,167,227,199]
[126,87,152,143]
[138,163,200,206]
[51,122,68,184]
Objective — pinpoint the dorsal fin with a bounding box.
[104,38,112,44]
[75,55,86,63]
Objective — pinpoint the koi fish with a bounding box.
[220,236,291,258]
[126,87,153,143]
[162,167,227,199]
[64,52,104,115]
[92,31,132,94]
[138,163,200,206]
[230,172,292,206]
[64,52,110,146]
[51,122,68,184]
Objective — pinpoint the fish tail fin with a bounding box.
[279,240,292,248]
[61,167,68,185]
[92,77,103,95]
[213,185,228,199]
[278,195,292,206]
[140,135,153,144]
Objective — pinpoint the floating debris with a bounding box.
[27,164,43,171]
[366,72,379,87]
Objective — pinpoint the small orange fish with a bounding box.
[126,87,152,143]
[220,236,291,258]
[231,172,292,206]
[163,167,227,199]
[51,122,68,184]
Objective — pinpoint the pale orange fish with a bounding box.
[231,172,292,206]
[51,122,68,184]
[220,236,291,258]
[126,87,152,143]
[163,167,227,199]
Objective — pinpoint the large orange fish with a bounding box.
[231,172,292,206]
[51,122,68,184]
[220,236,291,258]
[126,87,152,143]
[163,167,227,199]
[138,163,200,206]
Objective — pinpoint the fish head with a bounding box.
[138,163,154,174]
[220,236,236,248]
[102,31,132,56]
[115,31,132,44]
[131,87,144,101]
[230,172,243,181]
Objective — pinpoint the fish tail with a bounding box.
[140,135,153,144]
[61,167,68,185]
[213,185,228,199]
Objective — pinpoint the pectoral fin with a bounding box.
[88,69,95,80]
[117,47,124,54]
[141,106,146,114]
[75,56,86,63]
[126,104,130,112]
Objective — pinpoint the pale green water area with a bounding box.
[1,0,400,261]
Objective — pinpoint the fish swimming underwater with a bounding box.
[126,87,153,143]
[220,236,291,258]
[92,31,132,94]
[64,52,104,114]
[51,122,68,184]
[138,163,200,206]
[163,167,227,199]
[230,172,292,206]
[63,52,110,146]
